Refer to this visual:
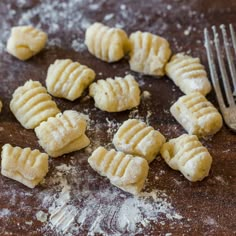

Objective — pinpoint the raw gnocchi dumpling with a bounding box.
[1,144,49,188]
[0,100,2,112]
[170,92,223,136]
[113,119,166,163]
[35,110,90,157]
[89,74,140,112]
[7,25,47,60]
[129,31,171,76]
[10,80,60,129]
[88,147,149,195]
[160,134,212,182]
[46,59,96,101]
[165,53,211,95]
[85,22,129,62]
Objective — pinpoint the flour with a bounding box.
[38,164,183,235]
[0,208,11,218]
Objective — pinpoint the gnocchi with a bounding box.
[10,80,60,129]
[88,147,149,195]
[85,22,129,62]
[129,31,171,76]
[35,110,90,157]
[89,74,140,112]
[1,144,49,188]
[46,59,96,101]
[113,119,166,163]
[165,53,211,95]
[170,92,223,136]
[0,100,2,112]
[7,25,47,60]
[160,134,212,182]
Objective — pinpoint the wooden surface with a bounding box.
[0,0,236,235]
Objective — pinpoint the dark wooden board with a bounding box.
[0,0,235,235]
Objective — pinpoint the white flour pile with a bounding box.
[36,163,182,235]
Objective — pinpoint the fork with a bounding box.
[204,24,236,132]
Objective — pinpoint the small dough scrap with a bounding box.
[46,59,96,101]
[1,144,49,188]
[129,31,171,76]
[113,119,166,163]
[160,134,212,182]
[85,22,130,62]
[35,110,90,157]
[165,53,211,95]
[7,25,47,60]
[88,147,149,195]
[89,74,140,112]
[10,80,60,129]
[170,92,223,136]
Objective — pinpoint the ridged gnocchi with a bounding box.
[113,119,166,163]
[88,147,149,195]
[170,92,223,136]
[7,25,47,60]
[1,144,49,188]
[46,59,96,101]
[160,134,212,182]
[35,110,90,157]
[89,74,140,112]
[85,22,129,62]
[165,53,211,95]
[10,80,60,129]
[129,31,171,76]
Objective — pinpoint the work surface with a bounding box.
[0,0,236,235]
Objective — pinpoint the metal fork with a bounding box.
[204,24,236,132]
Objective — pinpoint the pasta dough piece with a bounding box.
[35,110,90,157]
[85,22,129,62]
[160,134,212,182]
[165,53,211,95]
[7,25,47,60]
[88,147,149,195]
[170,92,223,136]
[10,80,60,129]
[89,74,140,112]
[1,144,49,188]
[46,59,96,101]
[129,31,171,76]
[113,119,166,163]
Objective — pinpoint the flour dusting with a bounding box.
[38,163,183,235]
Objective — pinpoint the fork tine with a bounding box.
[212,26,235,107]
[229,24,236,95]
[204,28,226,109]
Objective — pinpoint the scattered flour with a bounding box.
[0,208,11,218]
[38,164,183,235]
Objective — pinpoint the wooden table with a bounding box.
[0,0,235,235]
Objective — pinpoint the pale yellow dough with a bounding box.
[113,119,166,163]
[46,59,96,101]
[7,25,47,60]
[129,31,171,76]
[10,80,60,129]
[160,134,212,182]
[165,53,212,95]
[35,110,90,157]
[85,22,130,62]
[170,92,223,136]
[1,144,49,188]
[88,147,149,195]
[89,74,140,112]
